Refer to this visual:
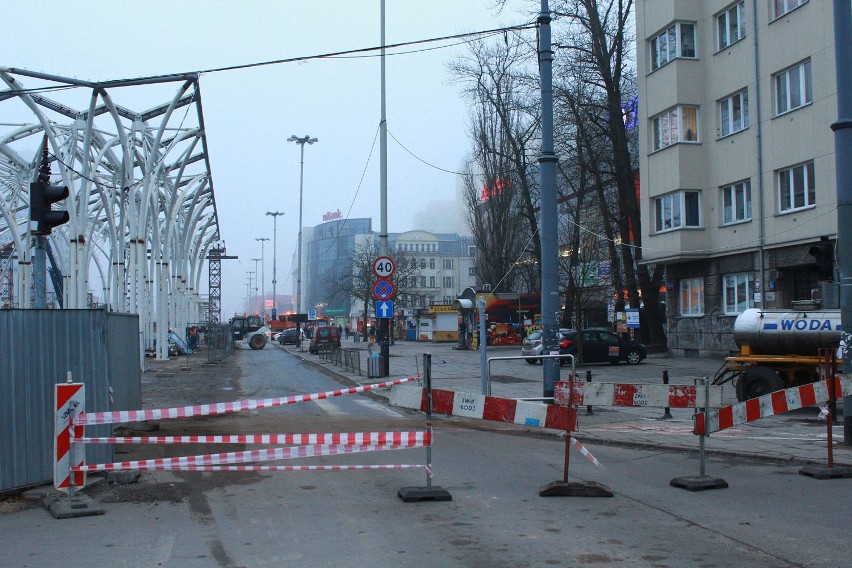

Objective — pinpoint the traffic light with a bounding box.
[808,237,834,281]
[29,181,69,235]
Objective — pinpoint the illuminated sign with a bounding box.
[323,209,342,222]
[480,178,513,202]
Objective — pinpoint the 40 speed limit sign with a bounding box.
[372,256,395,278]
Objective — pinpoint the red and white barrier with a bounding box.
[694,377,852,436]
[81,431,426,446]
[554,381,722,409]
[55,382,86,492]
[77,376,417,425]
[76,433,430,472]
[389,384,574,430]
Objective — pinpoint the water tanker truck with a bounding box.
[712,308,842,401]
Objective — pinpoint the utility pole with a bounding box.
[378,0,391,376]
[266,211,284,319]
[831,0,851,443]
[538,0,560,397]
[251,258,261,314]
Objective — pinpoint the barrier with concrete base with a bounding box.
[54,376,439,517]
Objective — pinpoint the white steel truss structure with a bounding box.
[0,68,220,360]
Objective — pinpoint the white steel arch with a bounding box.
[0,68,221,360]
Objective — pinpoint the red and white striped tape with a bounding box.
[77,376,417,425]
[75,435,429,472]
[147,464,426,472]
[694,377,852,435]
[389,384,574,430]
[554,381,723,409]
[570,436,601,467]
[81,431,427,446]
[54,382,86,492]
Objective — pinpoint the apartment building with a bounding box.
[636,0,838,357]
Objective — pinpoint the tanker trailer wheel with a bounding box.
[736,366,783,401]
[249,334,267,350]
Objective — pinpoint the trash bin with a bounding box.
[367,353,380,378]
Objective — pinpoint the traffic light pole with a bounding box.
[32,235,47,309]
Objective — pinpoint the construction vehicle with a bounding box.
[712,307,842,401]
[229,314,270,350]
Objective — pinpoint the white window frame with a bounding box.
[772,0,807,20]
[719,89,749,137]
[777,161,816,213]
[680,277,704,317]
[716,2,746,50]
[774,60,812,115]
[655,190,701,233]
[652,106,699,151]
[650,22,697,71]
[722,272,755,315]
[721,180,752,225]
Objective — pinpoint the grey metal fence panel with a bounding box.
[0,309,141,492]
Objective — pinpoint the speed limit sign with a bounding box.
[373,256,395,278]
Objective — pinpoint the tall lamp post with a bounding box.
[266,211,285,319]
[287,134,318,316]
[256,237,269,316]
[251,258,261,314]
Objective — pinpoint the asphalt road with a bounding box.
[1,347,848,567]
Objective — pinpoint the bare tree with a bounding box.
[450,36,541,293]
[552,0,665,346]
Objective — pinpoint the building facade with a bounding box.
[637,0,838,357]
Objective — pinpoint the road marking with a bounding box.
[313,397,404,418]
[353,397,406,417]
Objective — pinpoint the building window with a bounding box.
[680,278,704,316]
[468,267,476,276]
[655,190,701,232]
[777,161,815,213]
[468,246,476,256]
[650,22,696,71]
[419,258,427,269]
[429,276,436,288]
[420,276,426,287]
[443,276,454,289]
[719,89,749,137]
[443,258,454,270]
[723,272,755,315]
[775,60,812,115]
[721,180,752,224]
[429,258,435,269]
[652,106,699,151]
[716,2,746,50]
[773,0,807,19]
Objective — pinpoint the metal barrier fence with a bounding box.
[317,345,362,375]
[204,324,234,363]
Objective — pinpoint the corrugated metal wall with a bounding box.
[0,309,141,492]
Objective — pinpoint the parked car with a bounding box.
[520,329,573,364]
[309,325,341,354]
[559,329,646,365]
[277,328,300,346]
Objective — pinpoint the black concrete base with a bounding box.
[398,486,452,502]
[799,464,852,479]
[539,480,614,497]
[670,475,729,491]
[41,494,105,519]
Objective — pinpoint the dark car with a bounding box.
[309,325,341,354]
[277,328,300,346]
[559,329,646,365]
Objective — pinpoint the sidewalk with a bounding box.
[282,336,852,467]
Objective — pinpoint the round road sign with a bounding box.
[373,256,395,278]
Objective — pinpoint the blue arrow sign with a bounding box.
[376,300,394,319]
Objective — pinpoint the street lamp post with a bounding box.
[266,211,285,319]
[256,237,269,315]
[251,258,261,314]
[245,271,255,312]
[287,134,318,316]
